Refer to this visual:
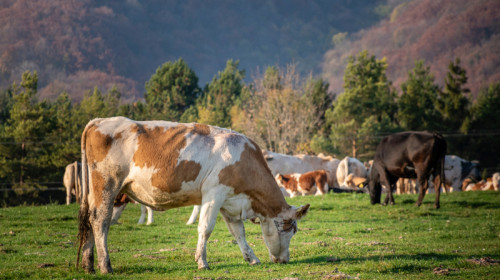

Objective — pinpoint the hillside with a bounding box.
[0,0,394,102]
[322,0,500,98]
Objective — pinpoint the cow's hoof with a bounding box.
[434,204,440,209]
[198,264,210,270]
[381,203,387,206]
[249,259,261,266]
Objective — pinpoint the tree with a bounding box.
[144,58,200,121]
[0,71,53,196]
[325,51,398,159]
[232,64,328,154]
[195,60,245,128]
[435,57,471,132]
[397,60,442,131]
[461,83,500,175]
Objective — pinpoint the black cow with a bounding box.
[368,131,447,209]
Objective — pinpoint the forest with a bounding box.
[0,52,499,206]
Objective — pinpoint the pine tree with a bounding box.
[144,58,200,121]
[397,60,442,131]
[325,51,398,159]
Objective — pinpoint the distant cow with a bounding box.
[77,117,309,274]
[462,173,499,191]
[441,155,481,192]
[63,161,82,205]
[368,131,447,209]
[262,151,339,187]
[275,170,329,197]
[336,157,368,189]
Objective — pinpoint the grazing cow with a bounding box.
[336,157,368,189]
[275,170,329,197]
[187,151,337,226]
[77,117,310,274]
[63,161,82,205]
[368,131,446,209]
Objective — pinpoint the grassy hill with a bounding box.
[0,191,499,279]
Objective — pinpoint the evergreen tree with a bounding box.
[0,71,53,196]
[461,83,500,175]
[325,51,398,159]
[397,60,442,131]
[195,59,245,128]
[144,58,200,121]
[436,57,471,132]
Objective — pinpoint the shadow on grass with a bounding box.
[451,200,500,209]
[295,252,462,265]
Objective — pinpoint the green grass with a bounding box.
[0,191,499,279]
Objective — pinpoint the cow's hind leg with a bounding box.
[433,175,441,209]
[220,211,260,266]
[195,191,225,269]
[416,177,429,207]
[89,199,114,274]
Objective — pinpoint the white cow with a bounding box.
[76,117,309,273]
[429,155,481,192]
[336,157,368,190]
[63,161,82,205]
[187,151,338,225]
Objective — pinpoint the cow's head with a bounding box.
[368,167,382,204]
[463,160,481,182]
[260,204,310,264]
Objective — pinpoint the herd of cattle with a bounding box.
[66,117,498,274]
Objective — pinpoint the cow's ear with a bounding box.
[294,204,310,220]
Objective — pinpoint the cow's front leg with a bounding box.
[195,194,224,269]
[186,205,200,225]
[221,212,260,266]
[416,177,428,207]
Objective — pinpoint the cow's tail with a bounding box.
[76,121,94,269]
[434,132,447,192]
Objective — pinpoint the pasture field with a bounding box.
[0,191,499,279]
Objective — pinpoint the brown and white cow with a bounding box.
[76,117,309,274]
[63,161,82,205]
[462,175,499,192]
[187,151,337,225]
[275,170,329,197]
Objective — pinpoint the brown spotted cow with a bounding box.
[76,117,310,274]
[275,170,329,197]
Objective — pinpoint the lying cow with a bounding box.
[368,131,446,209]
[77,117,310,273]
[63,161,82,205]
[462,173,499,191]
[275,170,328,197]
[336,157,368,189]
